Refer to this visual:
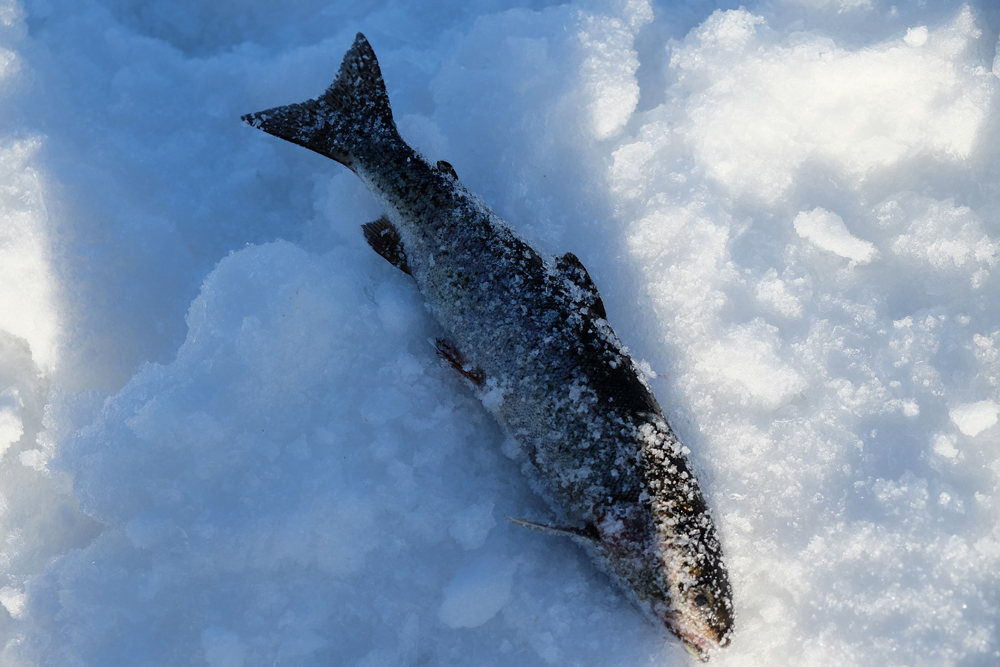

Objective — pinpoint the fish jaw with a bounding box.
[673,621,719,662]
[659,537,735,660]
[667,597,733,661]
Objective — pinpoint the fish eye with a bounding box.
[691,590,711,607]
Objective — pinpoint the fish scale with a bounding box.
[243,32,734,660]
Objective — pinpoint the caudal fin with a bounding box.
[241,33,396,168]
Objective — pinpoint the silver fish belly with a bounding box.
[243,33,734,660]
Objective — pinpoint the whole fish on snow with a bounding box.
[243,33,734,660]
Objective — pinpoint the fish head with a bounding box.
[664,563,734,661]
[584,502,734,660]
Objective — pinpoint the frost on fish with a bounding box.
[243,33,734,659]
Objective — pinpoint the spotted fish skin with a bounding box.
[243,33,733,659]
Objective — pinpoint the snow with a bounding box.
[439,554,518,629]
[950,399,1000,436]
[0,0,997,665]
[450,500,497,550]
[793,208,877,265]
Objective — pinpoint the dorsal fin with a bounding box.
[556,252,607,319]
[436,160,458,179]
[241,33,397,169]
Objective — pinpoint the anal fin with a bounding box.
[435,338,485,386]
[362,216,411,275]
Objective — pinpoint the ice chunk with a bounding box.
[933,433,960,459]
[449,501,497,550]
[794,208,876,264]
[756,269,804,318]
[904,26,929,47]
[0,586,25,619]
[439,555,517,628]
[884,195,997,273]
[950,400,999,437]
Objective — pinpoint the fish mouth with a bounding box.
[680,632,715,662]
[665,615,725,662]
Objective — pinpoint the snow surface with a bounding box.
[0,0,998,665]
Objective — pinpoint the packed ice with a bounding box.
[0,0,997,665]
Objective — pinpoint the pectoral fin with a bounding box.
[505,515,599,541]
[435,338,485,386]
[362,216,411,275]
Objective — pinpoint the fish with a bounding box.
[242,33,734,660]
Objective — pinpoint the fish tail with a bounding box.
[241,33,396,169]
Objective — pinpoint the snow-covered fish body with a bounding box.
[243,33,733,660]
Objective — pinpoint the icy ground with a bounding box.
[0,0,998,665]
